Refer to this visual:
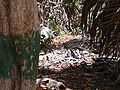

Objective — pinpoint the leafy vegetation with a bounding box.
[81,0,120,58]
[37,0,83,35]
[37,0,120,58]
[36,0,120,90]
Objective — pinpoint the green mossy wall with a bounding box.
[0,31,40,80]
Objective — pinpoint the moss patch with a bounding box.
[0,31,40,79]
[0,33,15,78]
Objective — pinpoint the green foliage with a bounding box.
[37,0,83,35]
[63,0,73,4]
[81,0,120,58]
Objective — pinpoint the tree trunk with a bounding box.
[0,0,39,90]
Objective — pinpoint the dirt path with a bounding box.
[37,35,120,90]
